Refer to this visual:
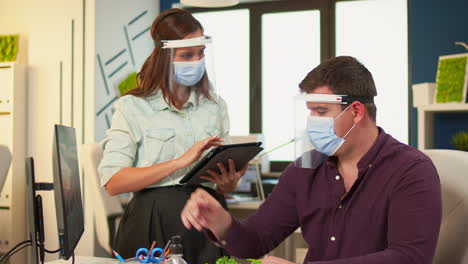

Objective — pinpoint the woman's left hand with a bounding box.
[200,159,249,193]
[258,256,295,264]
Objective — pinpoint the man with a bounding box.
[181,56,442,264]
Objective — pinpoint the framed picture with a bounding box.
[435,53,468,103]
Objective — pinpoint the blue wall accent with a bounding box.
[161,0,179,11]
[434,113,468,149]
[410,0,468,149]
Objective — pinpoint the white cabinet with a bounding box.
[0,62,27,262]
[417,103,468,150]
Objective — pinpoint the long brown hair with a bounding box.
[124,8,212,106]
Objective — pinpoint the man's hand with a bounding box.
[181,188,232,240]
[201,159,249,193]
[259,256,295,264]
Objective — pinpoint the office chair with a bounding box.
[422,149,468,264]
[0,145,12,192]
[81,143,124,256]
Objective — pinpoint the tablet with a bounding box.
[179,142,263,185]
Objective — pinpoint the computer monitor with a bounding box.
[52,124,84,260]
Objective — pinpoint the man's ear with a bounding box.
[351,101,365,123]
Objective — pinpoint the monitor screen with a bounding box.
[52,125,84,260]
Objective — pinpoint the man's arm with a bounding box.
[309,159,442,264]
[182,165,300,258]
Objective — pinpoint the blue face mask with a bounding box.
[173,58,205,86]
[306,105,356,156]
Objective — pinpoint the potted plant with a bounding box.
[452,131,468,151]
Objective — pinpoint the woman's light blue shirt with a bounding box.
[98,90,230,188]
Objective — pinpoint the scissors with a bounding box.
[135,247,165,263]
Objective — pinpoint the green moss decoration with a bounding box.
[452,131,468,151]
[435,56,468,103]
[118,72,138,95]
[0,35,19,62]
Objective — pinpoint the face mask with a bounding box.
[306,105,356,156]
[173,57,205,86]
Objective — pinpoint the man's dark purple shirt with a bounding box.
[223,128,442,263]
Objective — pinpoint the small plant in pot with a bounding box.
[452,131,468,151]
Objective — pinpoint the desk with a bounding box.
[46,256,116,263]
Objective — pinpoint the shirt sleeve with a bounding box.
[309,159,442,264]
[222,165,300,258]
[219,97,231,144]
[98,100,139,187]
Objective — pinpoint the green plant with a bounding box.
[215,256,240,264]
[452,131,468,151]
[118,72,138,95]
[0,35,19,62]
[435,56,468,103]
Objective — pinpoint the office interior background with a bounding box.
[0,0,467,262]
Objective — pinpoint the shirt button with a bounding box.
[369,164,373,168]
[335,175,340,180]
[330,236,336,241]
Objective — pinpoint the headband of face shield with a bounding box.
[293,94,374,168]
[159,36,217,101]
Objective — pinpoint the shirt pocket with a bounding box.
[205,126,220,138]
[144,128,176,165]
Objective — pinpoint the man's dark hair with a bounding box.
[299,56,378,122]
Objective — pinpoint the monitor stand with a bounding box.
[26,157,55,264]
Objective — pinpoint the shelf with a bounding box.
[418,103,468,112]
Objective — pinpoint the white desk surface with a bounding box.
[45,256,118,264]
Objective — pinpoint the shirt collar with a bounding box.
[149,89,199,112]
[326,126,388,170]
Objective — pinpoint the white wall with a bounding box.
[95,0,159,141]
[0,0,159,261]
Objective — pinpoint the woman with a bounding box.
[98,8,247,264]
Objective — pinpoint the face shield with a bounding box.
[293,93,374,168]
[160,35,218,102]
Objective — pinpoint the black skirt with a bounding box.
[113,185,228,264]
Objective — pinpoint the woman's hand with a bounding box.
[176,137,224,169]
[201,159,249,193]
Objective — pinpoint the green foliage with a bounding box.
[118,72,138,95]
[452,131,468,151]
[246,259,261,264]
[436,56,468,103]
[215,256,240,264]
[0,35,19,62]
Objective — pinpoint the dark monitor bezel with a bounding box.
[52,124,84,260]
[25,157,40,264]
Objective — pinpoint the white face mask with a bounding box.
[173,57,205,86]
[306,105,356,156]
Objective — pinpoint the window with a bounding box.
[336,0,408,143]
[190,0,409,171]
[193,10,250,136]
[262,10,321,161]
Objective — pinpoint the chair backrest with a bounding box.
[0,145,12,192]
[81,143,123,255]
[422,149,468,264]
